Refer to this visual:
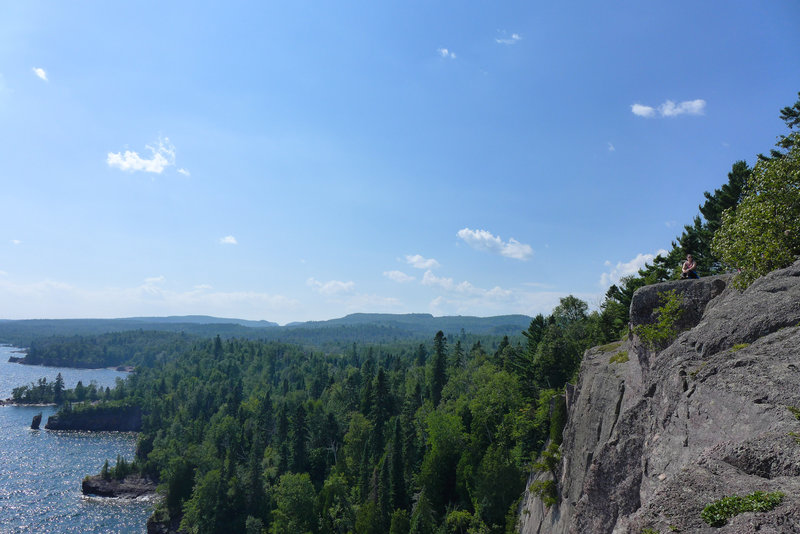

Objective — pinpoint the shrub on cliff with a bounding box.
[633,290,684,350]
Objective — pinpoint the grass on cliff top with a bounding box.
[609,351,629,364]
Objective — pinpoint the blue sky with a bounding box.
[1,1,799,324]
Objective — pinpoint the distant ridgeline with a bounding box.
[0,313,533,368]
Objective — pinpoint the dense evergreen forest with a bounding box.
[90,298,603,534]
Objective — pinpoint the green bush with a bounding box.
[634,290,684,350]
[701,491,784,527]
[533,443,561,475]
[730,343,750,352]
[529,480,557,507]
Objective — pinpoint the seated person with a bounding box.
[681,254,699,279]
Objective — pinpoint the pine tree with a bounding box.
[431,331,447,407]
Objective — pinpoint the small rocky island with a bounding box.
[82,474,157,498]
[45,405,142,431]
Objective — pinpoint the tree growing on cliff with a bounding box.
[713,133,800,288]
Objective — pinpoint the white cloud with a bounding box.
[107,137,177,174]
[495,32,521,45]
[665,220,677,228]
[456,228,533,260]
[422,270,512,299]
[607,142,615,152]
[11,239,21,245]
[631,103,656,118]
[219,235,238,245]
[405,254,440,269]
[383,270,415,283]
[307,277,355,296]
[32,67,48,82]
[437,48,456,59]
[660,99,705,117]
[194,284,213,290]
[632,99,706,119]
[177,168,191,176]
[600,249,668,287]
[0,270,7,276]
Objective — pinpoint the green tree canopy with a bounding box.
[713,132,800,287]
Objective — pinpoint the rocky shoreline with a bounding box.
[82,474,158,499]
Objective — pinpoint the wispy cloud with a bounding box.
[307,277,355,296]
[631,99,706,118]
[11,239,21,245]
[107,137,177,174]
[32,67,48,82]
[495,31,521,45]
[607,142,615,152]
[0,275,299,321]
[405,254,440,269]
[600,250,668,287]
[437,48,456,59]
[219,235,238,245]
[177,168,191,177]
[457,228,533,260]
[383,270,415,283]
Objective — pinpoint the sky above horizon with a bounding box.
[2,1,799,325]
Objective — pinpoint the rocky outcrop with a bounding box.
[31,412,42,429]
[82,474,157,498]
[146,509,184,534]
[519,260,800,533]
[45,405,142,431]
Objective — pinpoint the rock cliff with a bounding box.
[519,260,800,533]
[45,405,142,431]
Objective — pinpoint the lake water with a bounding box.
[0,345,153,533]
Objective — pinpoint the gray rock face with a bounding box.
[519,260,800,533]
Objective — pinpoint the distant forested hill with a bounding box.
[0,313,533,368]
[0,313,532,349]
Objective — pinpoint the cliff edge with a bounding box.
[519,260,800,533]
